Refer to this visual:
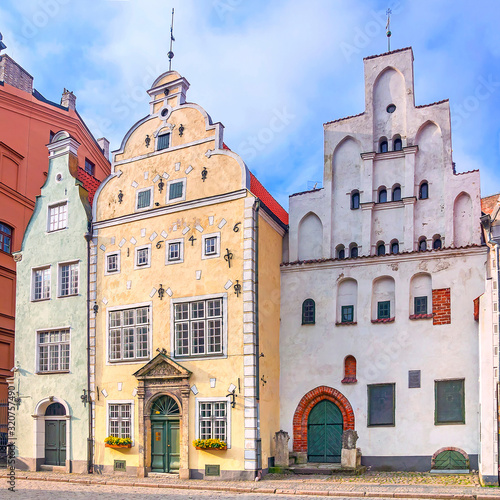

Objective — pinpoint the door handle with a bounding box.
[167,444,170,447]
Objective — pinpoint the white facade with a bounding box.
[280,48,490,477]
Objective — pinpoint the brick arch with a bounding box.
[292,386,355,452]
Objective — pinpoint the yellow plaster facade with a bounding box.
[91,71,285,479]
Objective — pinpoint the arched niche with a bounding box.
[453,192,473,247]
[298,212,323,260]
[409,273,432,316]
[337,279,358,324]
[332,137,361,199]
[372,276,395,321]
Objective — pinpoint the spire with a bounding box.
[168,8,175,71]
[386,8,392,52]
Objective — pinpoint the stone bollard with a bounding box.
[273,430,290,467]
[341,429,359,469]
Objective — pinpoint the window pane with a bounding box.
[377,301,390,319]
[208,319,222,353]
[191,321,205,354]
[169,242,180,261]
[414,296,428,315]
[341,305,354,323]
[368,384,395,425]
[175,303,189,321]
[137,248,149,266]
[137,189,151,209]
[108,307,150,361]
[205,237,217,255]
[436,380,465,424]
[207,299,221,317]
[158,133,170,151]
[175,323,189,356]
[191,301,205,319]
[169,181,183,200]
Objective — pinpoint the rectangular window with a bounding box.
[341,305,354,323]
[136,188,152,210]
[137,248,149,266]
[48,202,68,232]
[106,252,120,273]
[84,158,95,176]
[108,403,132,438]
[435,379,465,424]
[32,267,51,301]
[59,262,79,296]
[166,239,184,265]
[169,181,183,200]
[377,300,390,319]
[368,383,395,426]
[202,233,220,259]
[205,237,217,255]
[0,223,12,254]
[108,306,150,362]
[414,296,428,315]
[199,401,227,442]
[174,298,223,357]
[38,329,70,373]
[157,133,170,151]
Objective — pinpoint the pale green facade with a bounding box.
[13,131,91,473]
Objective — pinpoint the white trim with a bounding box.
[134,244,152,270]
[201,232,221,260]
[166,177,187,204]
[165,238,184,265]
[47,199,68,233]
[105,301,153,366]
[170,293,228,360]
[195,396,231,448]
[104,250,121,275]
[31,264,52,301]
[57,260,80,298]
[106,399,135,446]
[35,327,72,374]
[135,186,154,212]
[93,190,247,229]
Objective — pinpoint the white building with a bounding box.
[280,47,493,482]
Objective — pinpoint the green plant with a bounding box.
[104,436,132,446]
[193,438,227,449]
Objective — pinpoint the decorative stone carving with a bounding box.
[13,254,22,262]
[342,429,358,450]
[147,362,182,378]
[273,430,290,467]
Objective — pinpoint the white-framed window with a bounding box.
[136,187,153,211]
[165,238,184,265]
[107,400,134,442]
[195,397,231,447]
[166,178,186,203]
[202,232,221,259]
[48,202,68,232]
[37,329,70,373]
[171,295,227,358]
[32,266,51,301]
[134,244,151,269]
[105,251,121,275]
[58,261,79,297]
[107,305,151,362]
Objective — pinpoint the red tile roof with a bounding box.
[77,167,101,206]
[482,194,500,215]
[249,172,288,226]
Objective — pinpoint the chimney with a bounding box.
[61,88,76,110]
[97,137,110,161]
[0,55,33,94]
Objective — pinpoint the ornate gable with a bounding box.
[133,353,191,381]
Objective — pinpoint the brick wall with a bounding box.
[432,288,451,325]
[0,55,33,93]
[342,356,357,384]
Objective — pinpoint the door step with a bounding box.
[148,472,179,478]
[287,463,366,475]
[39,465,66,472]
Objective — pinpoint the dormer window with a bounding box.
[157,133,170,151]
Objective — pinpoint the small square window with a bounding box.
[84,158,95,176]
[106,252,120,274]
[414,296,427,315]
[368,383,395,426]
[341,305,354,323]
[157,133,170,151]
[135,245,151,269]
[170,182,183,200]
[377,301,390,319]
[136,188,152,210]
[202,233,220,259]
[166,239,184,265]
[205,237,217,255]
[166,178,186,203]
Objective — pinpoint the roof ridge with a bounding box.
[363,47,413,61]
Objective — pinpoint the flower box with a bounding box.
[193,438,227,450]
[195,445,227,451]
[105,443,132,449]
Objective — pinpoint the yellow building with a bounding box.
[90,70,287,479]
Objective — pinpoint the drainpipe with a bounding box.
[254,199,261,476]
[84,230,94,474]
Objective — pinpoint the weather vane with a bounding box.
[386,8,392,52]
[168,8,175,71]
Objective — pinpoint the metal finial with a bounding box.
[168,8,175,71]
[386,8,392,52]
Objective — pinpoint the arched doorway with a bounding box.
[44,403,66,466]
[307,400,343,463]
[150,396,180,472]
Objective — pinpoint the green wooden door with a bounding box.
[45,420,66,466]
[307,400,343,463]
[151,420,180,472]
[433,450,468,470]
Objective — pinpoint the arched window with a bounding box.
[433,237,442,249]
[45,402,66,416]
[410,273,432,317]
[377,242,386,256]
[419,182,429,200]
[393,137,402,151]
[392,186,401,201]
[0,223,12,255]
[391,240,399,254]
[380,140,388,153]
[336,245,345,260]
[378,189,387,203]
[302,299,315,325]
[351,191,360,210]
[418,237,427,252]
[342,356,357,384]
[350,245,358,258]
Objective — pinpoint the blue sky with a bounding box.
[2,0,500,209]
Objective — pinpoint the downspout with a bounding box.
[254,199,261,476]
[84,229,94,474]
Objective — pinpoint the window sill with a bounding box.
[36,370,70,375]
[409,313,434,320]
[341,377,357,384]
[105,443,132,449]
[434,421,465,426]
[174,354,225,360]
[108,358,149,364]
[301,322,315,326]
[335,321,357,326]
[367,423,395,427]
[31,298,51,302]
[371,317,395,323]
[58,293,79,298]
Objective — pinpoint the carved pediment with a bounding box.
[133,353,191,381]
